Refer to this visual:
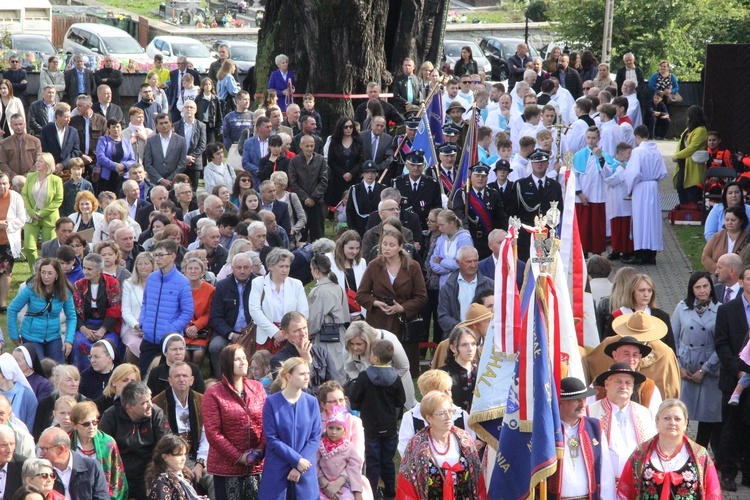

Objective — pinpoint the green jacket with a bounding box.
[21,171,63,228]
[672,125,708,190]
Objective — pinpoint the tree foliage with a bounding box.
[550,0,750,80]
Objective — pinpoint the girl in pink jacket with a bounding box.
[317,406,365,500]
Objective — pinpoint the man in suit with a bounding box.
[715,267,750,491]
[0,113,41,177]
[41,217,74,259]
[715,253,742,304]
[198,225,228,275]
[392,150,441,230]
[40,103,81,174]
[39,427,109,499]
[92,84,124,124]
[615,52,647,96]
[69,95,106,174]
[347,160,385,237]
[354,82,405,127]
[143,113,187,189]
[437,246,495,335]
[515,149,564,262]
[0,425,22,500]
[288,135,329,241]
[290,115,324,155]
[391,57,425,114]
[168,56,201,124]
[452,164,508,260]
[173,100,206,189]
[478,229,525,290]
[122,179,153,222]
[94,56,123,105]
[552,54,583,100]
[208,253,255,377]
[135,185,169,232]
[361,116,395,176]
[28,86,58,138]
[508,43,533,91]
[63,55,96,106]
[242,116,272,189]
[258,180,292,234]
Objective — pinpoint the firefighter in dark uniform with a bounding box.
[514,149,564,262]
[392,150,442,230]
[428,143,459,197]
[392,117,420,178]
[346,159,386,237]
[441,124,463,166]
[451,163,508,260]
[490,158,517,217]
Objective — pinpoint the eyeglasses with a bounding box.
[431,411,453,420]
[472,80,481,84]
[78,419,99,428]
[35,472,56,479]
[9,61,19,64]
[38,445,57,455]
[152,253,170,259]
[460,81,471,85]
[343,125,354,130]
[240,178,252,183]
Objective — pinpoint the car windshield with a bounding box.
[230,46,257,62]
[503,42,539,59]
[445,42,481,59]
[172,42,211,58]
[102,36,144,54]
[14,38,55,53]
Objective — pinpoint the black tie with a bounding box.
[446,171,452,182]
[368,185,373,196]
[538,179,544,191]
[413,182,418,193]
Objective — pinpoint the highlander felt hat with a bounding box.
[594,361,647,387]
[457,303,492,327]
[604,335,653,358]
[560,377,598,400]
[611,310,667,342]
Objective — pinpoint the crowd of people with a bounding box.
[0,39,735,500]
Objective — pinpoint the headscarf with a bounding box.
[0,353,32,391]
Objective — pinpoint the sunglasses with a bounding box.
[79,419,99,427]
[36,472,56,480]
[343,125,354,129]
[461,81,471,85]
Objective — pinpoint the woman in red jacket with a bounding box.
[202,344,266,499]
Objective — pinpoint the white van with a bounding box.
[62,23,149,65]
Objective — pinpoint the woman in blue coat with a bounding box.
[8,258,76,363]
[267,54,295,113]
[96,119,135,196]
[259,357,321,499]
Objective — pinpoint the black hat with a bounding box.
[362,160,378,172]
[405,118,420,130]
[494,159,512,171]
[406,150,425,164]
[593,362,647,387]
[604,335,653,358]
[470,163,490,175]
[438,143,458,155]
[442,124,459,137]
[560,377,598,400]
[529,149,551,162]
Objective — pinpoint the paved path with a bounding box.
[606,140,747,498]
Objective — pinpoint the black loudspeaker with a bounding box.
[704,44,750,153]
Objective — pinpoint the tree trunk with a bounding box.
[257,0,448,133]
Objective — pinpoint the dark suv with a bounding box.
[479,37,540,82]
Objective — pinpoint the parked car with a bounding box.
[6,34,57,69]
[211,40,257,74]
[441,40,492,76]
[146,35,214,73]
[63,23,149,66]
[479,37,540,82]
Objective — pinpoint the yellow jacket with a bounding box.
[22,172,63,228]
[672,125,708,190]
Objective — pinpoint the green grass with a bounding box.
[100,0,163,18]
[0,261,34,350]
[671,224,705,272]
[465,10,525,24]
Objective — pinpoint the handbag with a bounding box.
[400,316,424,343]
[227,144,243,173]
[318,314,341,343]
[345,285,361,314]
[667,92,683,104]
[91,165,102,183]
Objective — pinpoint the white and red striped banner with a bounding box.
[494,226,521,354]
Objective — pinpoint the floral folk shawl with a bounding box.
[616,436,721,500]
[71,429,129,500]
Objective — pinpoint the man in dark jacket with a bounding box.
[288,135,329,241]
[552,54,583,99]
[508,43,532,91]
[270,312,341,394]
[99,381,171,499]
[39,427,110,500]
[94,56,123,105]
[437,246,495,335]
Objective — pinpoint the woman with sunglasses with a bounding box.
[325,117,364,209]
[69,401,128,500]
[21,459,63,500]
[231,171,253,208]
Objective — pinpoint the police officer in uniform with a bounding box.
[392,117,420,177]
[514,149,564,262]
[393,150,442,230]
[346,159,386,237]
[451,163,508,260]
